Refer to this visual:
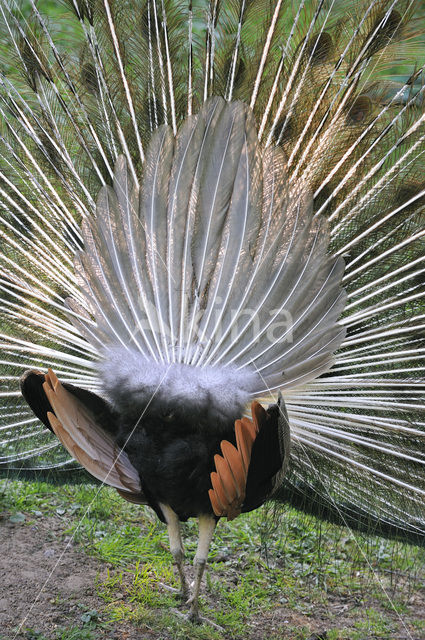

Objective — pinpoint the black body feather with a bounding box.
[20,371,289,524]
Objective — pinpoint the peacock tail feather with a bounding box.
[0,0,424,542]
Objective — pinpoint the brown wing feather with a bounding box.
[209,401,264,520]
[221,440,245,497]
[210,470,229,510]
[235,419,254,476]
[251,401,266,433]
[42,369,144,501]
[208,487,224,516]
[116,489,147,505]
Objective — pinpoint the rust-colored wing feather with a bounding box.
[42,369,145,504]
[208,401,264,520]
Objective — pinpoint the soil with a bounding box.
[0,517,110,639]
[0,515,423,640]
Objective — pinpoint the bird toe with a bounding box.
[172,608,224,631]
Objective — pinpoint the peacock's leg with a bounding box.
[185,514,217,624]
[160,504,189,600]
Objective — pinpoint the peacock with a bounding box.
[0,0,424,627]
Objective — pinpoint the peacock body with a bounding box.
[0,0,424,623]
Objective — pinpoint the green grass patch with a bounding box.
[1,478,424,639]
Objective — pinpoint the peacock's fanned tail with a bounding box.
[0,0,423,541]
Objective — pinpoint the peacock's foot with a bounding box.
[158,582,190,601]
[172,607,224,631]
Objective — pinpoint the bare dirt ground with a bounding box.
[0,517,110,639]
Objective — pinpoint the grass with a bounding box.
[1,478,424,639]
[16,630,97,640]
